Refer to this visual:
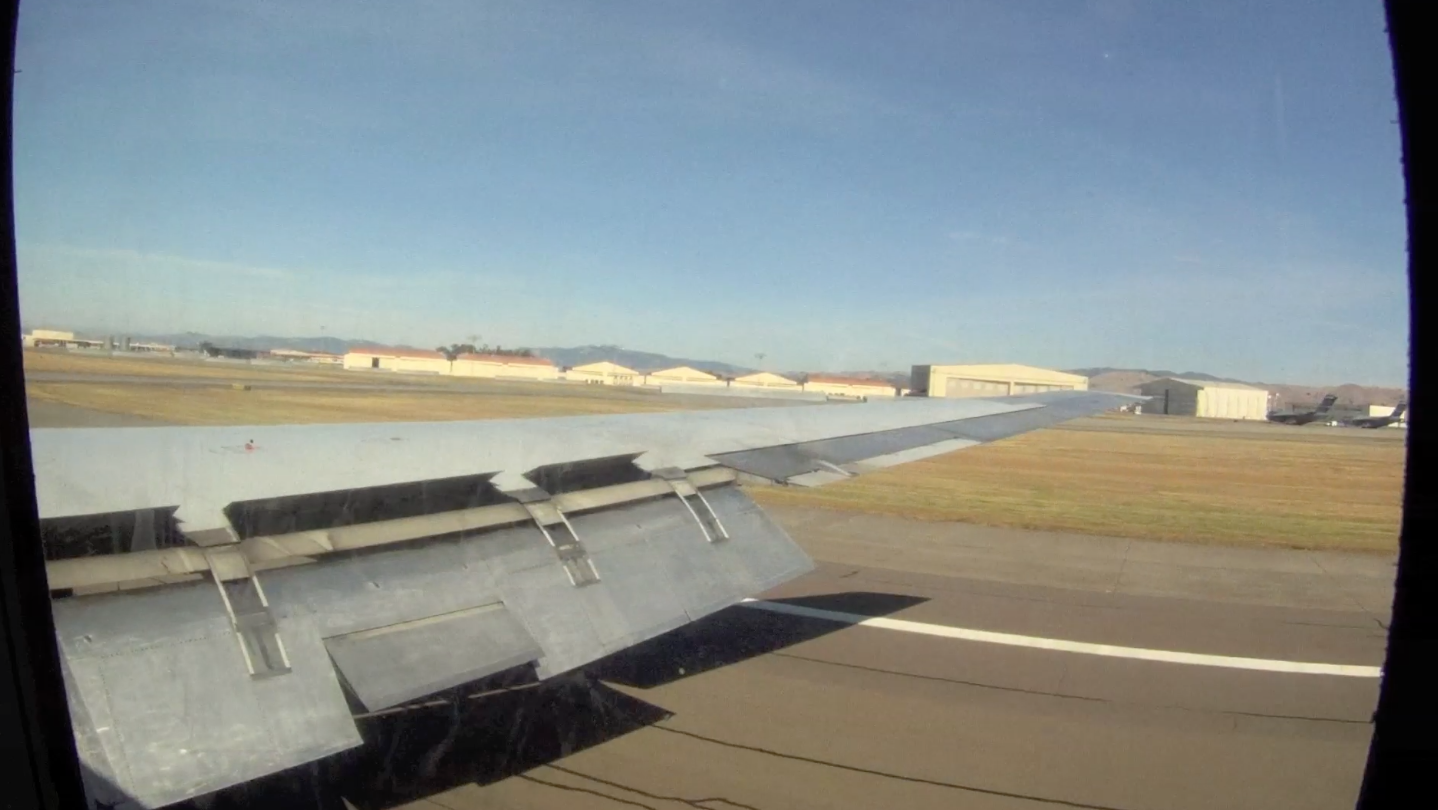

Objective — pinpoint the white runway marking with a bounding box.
[739,599,1382,678]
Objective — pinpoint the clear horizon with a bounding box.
[13,1,1409,387]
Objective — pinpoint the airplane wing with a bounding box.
[33,389,1137,808]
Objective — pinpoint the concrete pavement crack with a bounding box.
[1307,551,1378,616]
[1111,537,1134,594]
[546,764,765,810]
[519,774,659,810]
[649,724,1139,810]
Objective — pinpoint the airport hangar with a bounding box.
[1136,377,1271,420]
[910,363,1089,398]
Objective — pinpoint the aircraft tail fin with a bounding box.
[1315,394,1338,415]
[1392,400,1408,419]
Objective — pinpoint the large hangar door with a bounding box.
[945,378,1007,398]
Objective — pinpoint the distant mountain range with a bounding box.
[1065,367,1249,384]
[111,332,366,356]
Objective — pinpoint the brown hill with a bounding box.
[1086,370,1159,394]
[1262,383,1405,410]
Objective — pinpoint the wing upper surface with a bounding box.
[31,390,1138,527]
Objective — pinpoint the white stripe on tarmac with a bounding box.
[738,598,1382,678]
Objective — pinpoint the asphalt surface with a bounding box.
[24,399,174,428]
[293,507,1390,810]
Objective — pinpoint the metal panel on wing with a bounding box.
[324,602,543,711]
[53,584,361,810]
[568,514,693,655]
[589,488,751,621]
[700,485,815,594]
[488,483,813,677]
[260,534,505,639]
[256,518,548,711]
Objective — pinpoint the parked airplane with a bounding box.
[1266,393,1339,425]
[34,390,1140,808]
[1345,400,1407,429]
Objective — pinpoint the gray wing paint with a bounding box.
[37,390,1137,808]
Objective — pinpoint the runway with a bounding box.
[270,506,1391,810]
[24,399,173,428]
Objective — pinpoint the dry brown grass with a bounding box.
[23,350,386,384]
[24,382,715,425]
[21,348,510,388]
[751,419,1405,552]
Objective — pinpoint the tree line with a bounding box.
[435,343,537,361]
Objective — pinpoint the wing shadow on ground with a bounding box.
[184,591,923,810]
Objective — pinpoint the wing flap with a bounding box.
[52,479,811,807]
[324,603,543,712]
[54,586,363,809]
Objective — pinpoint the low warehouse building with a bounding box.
[269,348,341,365]
[22,329,105,350]
[128,341,177,355]
[731,371,801,390]
[645,365,726,386]
[802,375,897,399]
[343,347,450,375]
[567,361,641,385]
[452,353,559,381]
[1136,377,1269,420]
[911,364,1087,398]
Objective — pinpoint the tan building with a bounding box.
[452,353,559,381]
[343,347,450,375]
[911,364,1088,398]
[645,365,726,386]
[566,361,641,386]
[1136,377,1269,420]
[802,374,897,399]
[732,371,801,390]
[128,341,177,354]
[22,329,105,349]
[269,348,341,364]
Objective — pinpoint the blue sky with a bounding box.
[13,0,1407,384]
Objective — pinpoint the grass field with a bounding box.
[24,353,1406,552]
[23,381,727,424]
[750,416,1405,553]
[24,349,387,384]
[23,348,510,389]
